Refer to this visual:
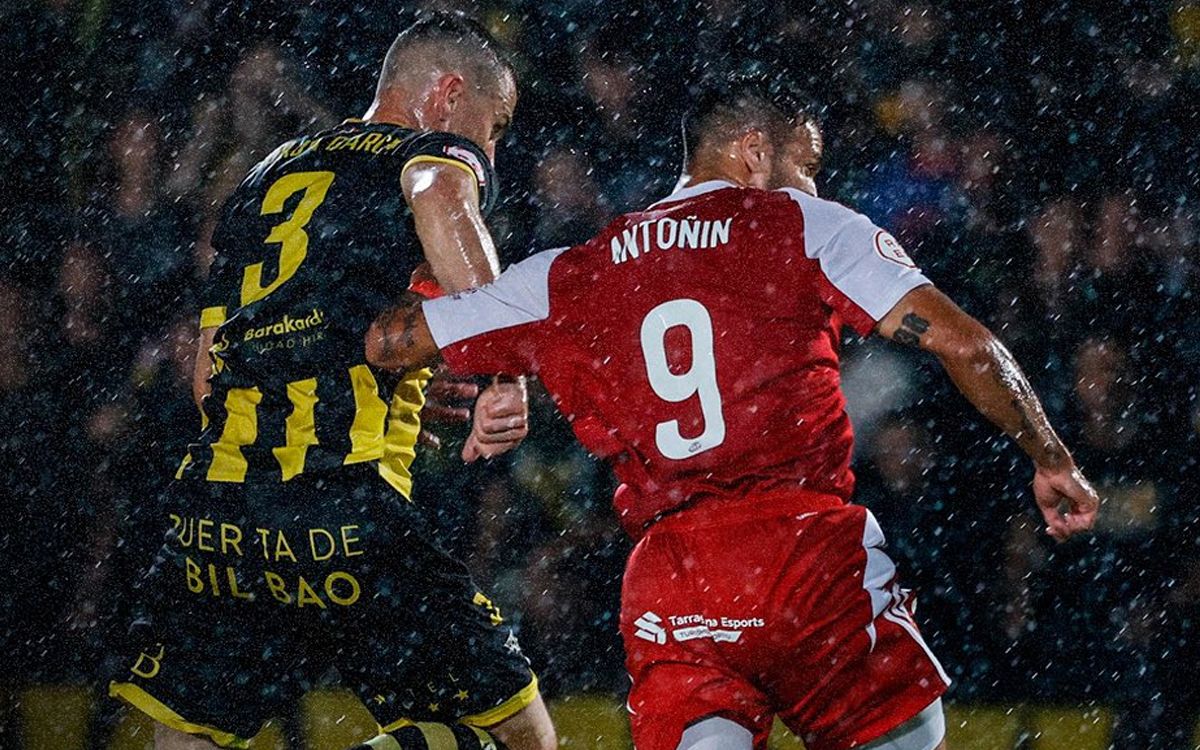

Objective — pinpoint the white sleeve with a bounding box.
[422,247,567,374]
[779,188,930,333]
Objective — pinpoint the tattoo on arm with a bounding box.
[985,344,1068,468]
[893,313,930,347]
[374,292,424,367]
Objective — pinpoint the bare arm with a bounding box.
[398,162,528,459]
[401,162,499,293]
[879,285,1066,468]
[365,295,441,372]
[877,285,1099,541]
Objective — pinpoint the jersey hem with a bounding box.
[639,488,847,539]
[459,674,539,728]
[813,688,947,750]
[109,681,253,749]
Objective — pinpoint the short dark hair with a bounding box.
[379,11,516,93]
[681,75,814,165]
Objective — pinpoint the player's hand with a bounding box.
[463,378,528,463]
[418,371,479,449]
[1032,461,1100,542]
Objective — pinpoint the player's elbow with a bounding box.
[364,321,408,371]
[363,322,385,368]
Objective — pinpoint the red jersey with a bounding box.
[423,180,929,537]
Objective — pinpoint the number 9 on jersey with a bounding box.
[639,299,727,460]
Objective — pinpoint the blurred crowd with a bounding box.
[3,0,1200,747]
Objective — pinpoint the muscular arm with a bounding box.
[879,286,1066,468]
[877,285,1099,540]
[401,162,499,293]
[395,162,528,459]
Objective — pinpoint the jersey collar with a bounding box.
[648,179,738,209]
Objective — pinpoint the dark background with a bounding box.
[2,0,1199,747]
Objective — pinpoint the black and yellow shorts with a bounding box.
[109,465,536,748]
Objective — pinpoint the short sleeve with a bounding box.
[400,131,498,217]
[423,247,569,376]
[780,188,931,335]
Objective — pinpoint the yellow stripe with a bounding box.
[109,682,250,749]
[206,387,263,482]
[365,735,404,750]
[273,377,319,481]
[175,452,193,480]
[468,726,495,747]
[375,368,429,499]
[344,365,388,464]
[416,722,459,750]
[401,155,481,186]
[460,675,539,728]
[378,717,416,734]
[200,306,227,329]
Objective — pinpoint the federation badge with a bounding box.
[874,230,916,268]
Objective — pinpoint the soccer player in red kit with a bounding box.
[363,82,1100,750]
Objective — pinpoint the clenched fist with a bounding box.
[462,378,529,463]
[1033,461,1100,542]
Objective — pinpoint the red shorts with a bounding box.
[621,491,949,750]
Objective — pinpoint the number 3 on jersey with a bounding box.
[241,170,335,306]
[640,299,726,459]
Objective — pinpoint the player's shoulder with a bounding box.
[512,246,572,275]
[478,246,573,298]
[773,187,870,228]
[642,181,860,226]
[397,129,491,185]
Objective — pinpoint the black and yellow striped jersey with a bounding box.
[178,119,497,497]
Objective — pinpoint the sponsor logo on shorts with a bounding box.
[632,611,766,645]
[504,630,524,656]
[634,611,667,644]
[668,614,765,644]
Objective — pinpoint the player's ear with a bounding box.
[438,73,466,118]
[737,129,772,187]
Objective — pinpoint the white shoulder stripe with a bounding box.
[424,247,568,348]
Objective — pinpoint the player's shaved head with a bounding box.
[377,12,515,98]
[367,12,517,160]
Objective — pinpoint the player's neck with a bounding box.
[679,159,755,191]
[361,99,420,130]
[678,172,750,191]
